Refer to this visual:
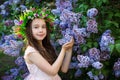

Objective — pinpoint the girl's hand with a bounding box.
[62,37,74,51]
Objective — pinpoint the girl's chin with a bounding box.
[36,38,44,40]
[34,36,46,40]
[36,37,45,40]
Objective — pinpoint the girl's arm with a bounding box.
[27,40,73,76]
[61,48,72,73]
[28,48,65,76]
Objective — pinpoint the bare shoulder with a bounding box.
[25,46,38,53]
[24,46,39,63]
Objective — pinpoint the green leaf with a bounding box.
[115,40,120,44]
[93,42,98,47]
[103,0,108,3]
[102,69,109,76]
[115,13,120,17]
[94,70,99,75]
[109,44,114,55]
[87,42,92,48]
[115,43,120,53]
[108,12,113,19]
[96,0,103,6]
[82,46,87,52]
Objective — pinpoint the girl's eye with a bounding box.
[34,26,38,28]
[42,26,46,28]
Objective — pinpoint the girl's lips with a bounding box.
[37,34,45,36]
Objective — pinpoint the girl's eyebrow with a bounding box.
[33,23,46,26]
[32,24,39,26]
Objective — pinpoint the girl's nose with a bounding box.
[39,30,43,33]
[38,27,42,31]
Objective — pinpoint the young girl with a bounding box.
[16,8,74,80]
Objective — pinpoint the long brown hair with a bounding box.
[25,18,57,64]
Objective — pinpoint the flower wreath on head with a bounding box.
[13,7,55,40]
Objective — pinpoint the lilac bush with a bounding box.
[51,0,118,80]
[0,0,120,80]
[1,56,29,80]
[0,34,23,57]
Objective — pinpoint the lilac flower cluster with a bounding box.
[57,34,72,45]
[60,9,81,27]
[92,61,103,70]
[0,0,27,17]
[69,48,104,80]
[77,55,90,68]
[15,56,29,78]
[86,19,98,33]
[99,30,114,52]
[52,0,106,79]
[0,34,23,57]
[76,48,103,79]
[87,8,98,19]
[52,0,99,46]
[88,48,103,70]
[88,48,100,62]
[87,48,103,69]
[4,20,14,27]
[99,30,114,61]
[73,27,89,44]
[86,8,98,33]
[87,71,104,80]
[1,56,29,80]
[113,58,120,78]
[52,0,73,16]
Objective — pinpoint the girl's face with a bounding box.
[31,18,47,41]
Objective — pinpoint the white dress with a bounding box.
[24,46,61,80]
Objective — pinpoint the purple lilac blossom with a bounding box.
[100,51,110,61]
[99,30,114,52]
[15,56,25,66]
[57,34,72,45]
[86,19,98,33]
[1,34,23,57]
[8,0,20,5]
[113,58,120,77]
[0,5,5,9]
[55,0,73,11]
[60,9,81,26]
[1,75,13,80]
[77,55,90,68]
[3,1,9,6]
[4,20,14,26]
[69,62,78,69]
[51,8,61,16]
[74,69,82,77]
[87,71,94,79]
[92,61,103,69]
[20,5,27,11]
[93,75,99,80]
[87,8,98,18]
[54,19,60,25]
[88,48,100,62]
[10,68,19,77]
[98,74,104,79]
[73,28,86,44]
